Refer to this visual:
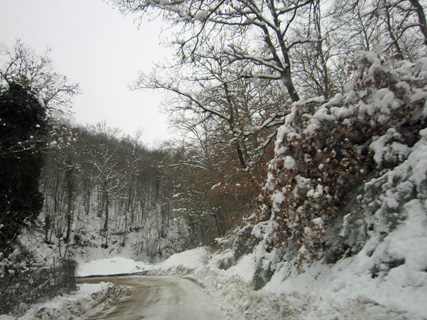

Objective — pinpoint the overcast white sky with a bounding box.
[0,0,172,147]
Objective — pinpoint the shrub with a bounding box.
[252,53,427,267]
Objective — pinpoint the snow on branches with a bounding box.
[252,53,427,268]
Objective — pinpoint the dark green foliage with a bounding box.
[0,83,47,254]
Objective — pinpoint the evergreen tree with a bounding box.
[0,83,47,254]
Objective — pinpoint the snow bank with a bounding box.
[158,247,210,270]
[76,256,149,277]
[0,282,126,320]
[75,247,208,277]
[256,127,427,318]
[157,238,426,319]
[224,253,257,282]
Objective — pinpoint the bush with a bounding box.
[0,83,47,254]
[252,53,427,267]
[0,257,76,315]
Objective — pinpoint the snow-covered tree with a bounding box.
[252,52,427,269]
[0,40,80,113]
[112,0,326,101]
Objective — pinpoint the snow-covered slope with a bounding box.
[153,54,427,319]
[156,239,427,319]
[4,53,426,320]
[8,230,425,320]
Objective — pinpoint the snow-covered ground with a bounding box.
[75,256,149,277]
[2,244,426,319]
[0,282,126,320]
[155,248,427,319]
[3,53,424,320]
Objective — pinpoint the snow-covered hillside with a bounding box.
[158,237,427,319]
[143,53,426,319]
[2,53,426,319]
[7,240,425,319]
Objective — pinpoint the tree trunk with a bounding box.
[408,0,427,46]
[103,190,110,248]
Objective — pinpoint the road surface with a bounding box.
[76,275,224,320]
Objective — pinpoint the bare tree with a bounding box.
[291,0,335,99]
[331,0,427,60]
[408,0,427,45]
[0,40,80,112]
[112,0,328,102]
[40,120,79,256]
[85,123,127,248]
[134,36,286,170]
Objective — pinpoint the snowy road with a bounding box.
[76,275,224,320]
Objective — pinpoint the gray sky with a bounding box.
[0,0,172,147]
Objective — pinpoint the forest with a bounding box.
[1,0,427,317]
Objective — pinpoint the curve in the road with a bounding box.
[77,275,224,320]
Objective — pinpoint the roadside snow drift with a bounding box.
[76,256,149,277]
[0,282,126,320]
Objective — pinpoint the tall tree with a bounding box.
[112,0,326,102]
[331,0,427,60]
[0,41,79,255]
[0,83,47,253]
[0,40,80,112]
